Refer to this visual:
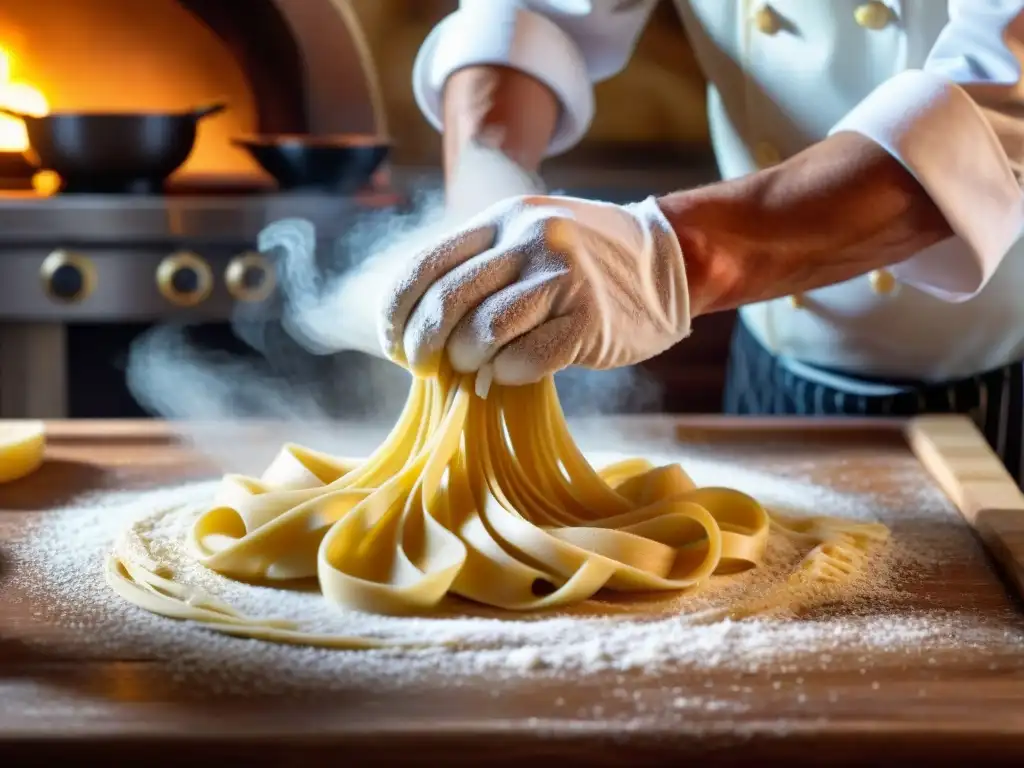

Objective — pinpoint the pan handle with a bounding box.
[0,105,32,122]
[190,101,228,121]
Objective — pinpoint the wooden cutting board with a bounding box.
[3,416,1024,767]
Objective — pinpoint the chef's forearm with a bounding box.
[659,131,953,316]
[441,65,558,184]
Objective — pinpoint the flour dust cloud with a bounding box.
[126,144,662,471]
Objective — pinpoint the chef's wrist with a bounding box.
[656,132,954,315]
[657,173,875,317]
[655,184,759,317]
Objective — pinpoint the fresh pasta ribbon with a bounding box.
[106,369,889,648]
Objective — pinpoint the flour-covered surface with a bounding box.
[3,419,1024,751]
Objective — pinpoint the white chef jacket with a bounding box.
[412,0,1024,386]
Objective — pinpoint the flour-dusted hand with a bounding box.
[379,194,691,387]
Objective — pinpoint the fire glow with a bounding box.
[0,46,47,153]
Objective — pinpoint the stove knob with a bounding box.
[41,250,96,304]
[157,252,213,307]
[225,251,276,302]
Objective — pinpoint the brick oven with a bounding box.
[0,0,401,419]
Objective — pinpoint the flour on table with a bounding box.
[9,448,1024,703]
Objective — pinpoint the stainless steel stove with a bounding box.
[0,189,404,418]
[0,191,402,321]
[0,0,401,419]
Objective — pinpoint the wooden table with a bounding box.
[3,417,1024,767]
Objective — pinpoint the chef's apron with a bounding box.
[723,318,1024,485]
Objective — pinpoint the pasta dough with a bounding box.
[106,368,888,649]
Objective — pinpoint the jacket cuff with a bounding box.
[412,2,595,157]
[830,69,1024,301]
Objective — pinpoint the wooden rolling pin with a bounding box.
[907,415,1024,600]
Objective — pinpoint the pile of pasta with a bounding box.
[107,368,889,649]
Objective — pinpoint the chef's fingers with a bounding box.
[489,313,585,387]
[402,247,526,375]
[445,270,567,375]
[378,223,497,364]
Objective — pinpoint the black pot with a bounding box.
[0,102,226,193]
[233,134,390,194]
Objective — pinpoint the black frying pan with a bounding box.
[233,134,390,194]
[0,101,226,193]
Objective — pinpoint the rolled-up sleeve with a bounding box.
[830,1,1024,301]
[412,0,655,157]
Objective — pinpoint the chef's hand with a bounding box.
[378,194,691,388]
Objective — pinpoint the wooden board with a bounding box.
[3,417,1024,767]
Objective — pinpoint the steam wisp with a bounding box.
[126,145,663,473]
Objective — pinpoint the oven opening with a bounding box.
[0,42,53,192]
[0,46,46,152]
[0,0,395,421]
[0,0,268,185]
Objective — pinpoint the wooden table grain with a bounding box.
[3,417,1024,767]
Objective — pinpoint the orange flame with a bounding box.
[0,46,48,152]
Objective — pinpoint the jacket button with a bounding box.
[753,5,782,35]
[855,2,893,30]
[869,269,899,295]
